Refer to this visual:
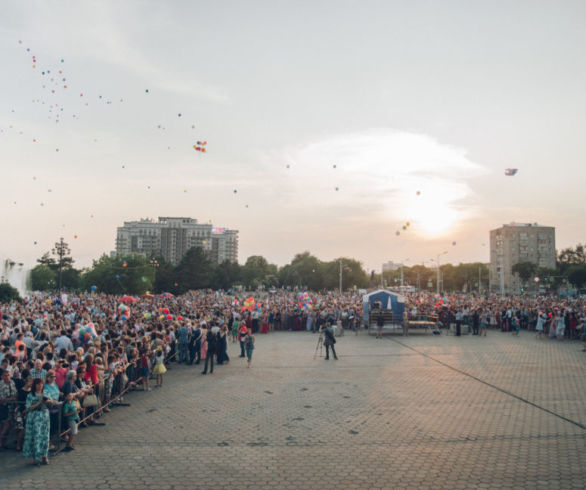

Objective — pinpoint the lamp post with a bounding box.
[400,258,410,288]
[52,237,70,296]
[338,260,351,294]
[434,251,448,295]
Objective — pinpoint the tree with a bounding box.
[0,283,21,303]
[567,264,586,289]
[30,265,57,291]
[512,261,537,290]
[558,244,586,267]
[81,254,155,295]
[174,247,213,292]
[211,260,241,291]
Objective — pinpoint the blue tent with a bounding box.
[362,289,406,323]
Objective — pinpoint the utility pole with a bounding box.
[436,252,447,295]
[478,266,482,294]
[339,260,343,293]
[52,237,70,296]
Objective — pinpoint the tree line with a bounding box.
[24,241,586,296]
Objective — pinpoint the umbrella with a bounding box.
[119,295,138,303]
[160,292,175,298]
[140,293,155,299]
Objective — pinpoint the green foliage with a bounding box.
[174,247,214,292]
[558,244,586,267]
[0,283,21,303]
[567,264,586,288]
[512,261,537,284]
[81,254,155,295]
[30,265,57,291]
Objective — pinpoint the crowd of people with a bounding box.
[1,288,584,465]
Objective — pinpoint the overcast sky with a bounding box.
[1,0,585,274]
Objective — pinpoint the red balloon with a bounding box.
[163,308,169,314]
[177,316,183,321]
[166,314,172,320]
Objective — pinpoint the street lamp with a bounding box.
[400,258,410,288]
[52,237,70,296]
[432,252,448,295]
[338,260,351,293]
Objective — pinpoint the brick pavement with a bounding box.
[0,330,585,489]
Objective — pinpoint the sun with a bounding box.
[404,187,461,237]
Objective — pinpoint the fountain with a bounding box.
[1,258,30,298]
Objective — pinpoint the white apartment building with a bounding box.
[116,217,238,266]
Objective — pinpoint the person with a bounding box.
[139,347,151,392]
[22,378,51,465]
[231,317,239,343]
[176,323,190,364]
[217,325,230,365]
[455,309,463,336]
[189,323,203,365]
[480,311,488,337]
[243,328,255,368]
[62,392,80,451]
[536,313,545,339]
[152,348,167,388]
[555,312,565,340]
[0,368,16,450]
[238,323,248,358]
[402,309,409,337]
[376,311,384,339]
[323,323,338,360]
[472,310,480,335]
[202,327,217,375]
[42,370,61,440]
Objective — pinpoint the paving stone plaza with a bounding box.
[1,330,585,489]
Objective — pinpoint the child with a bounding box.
[231,318,239,343]
[139,348,151,392]
[152,348,166,388]
[62,392,80,451]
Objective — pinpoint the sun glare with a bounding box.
[403,187,461,237]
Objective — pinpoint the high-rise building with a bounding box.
[115,217,238,266]
[382,261,402,272]
[489,223,555,294]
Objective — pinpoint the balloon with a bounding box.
[144,312,151,319]
[395,231,400,236]
[233,189,237,193]
[504,168,518,176]
[177,316,183,321]
[145,89,149,93]
[115,275,120,280]
[178,113,182,117]
[174,283,178,287]
[122,263,127,268]
[163,308,169,314]
[166,314,173,320]
[452,241,456,246]
[91,285,97,292]
[121,315,127,321]
[335,187,339,191]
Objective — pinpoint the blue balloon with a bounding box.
[91,285,97,291]
[115,275,120,280]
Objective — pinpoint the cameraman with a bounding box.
[322,322,338,361]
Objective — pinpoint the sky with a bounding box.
[1,0,585,277]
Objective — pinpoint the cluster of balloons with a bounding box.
[241,297,261,312]
[297,292,313,311]
[78,323,96,344]
[118,303,130,321]
[193,140,207,152]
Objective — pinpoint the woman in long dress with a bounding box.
[217,325,230,364]
[22,378,51,465]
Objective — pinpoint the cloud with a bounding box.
[264,128,489,237]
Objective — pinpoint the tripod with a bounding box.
[313,333,324,359]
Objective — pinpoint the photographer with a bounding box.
[322,322,338,361]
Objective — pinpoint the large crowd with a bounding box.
[0,288,584,465]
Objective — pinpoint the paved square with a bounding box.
[1,331,585,489]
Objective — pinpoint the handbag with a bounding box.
[83,394,99,408]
